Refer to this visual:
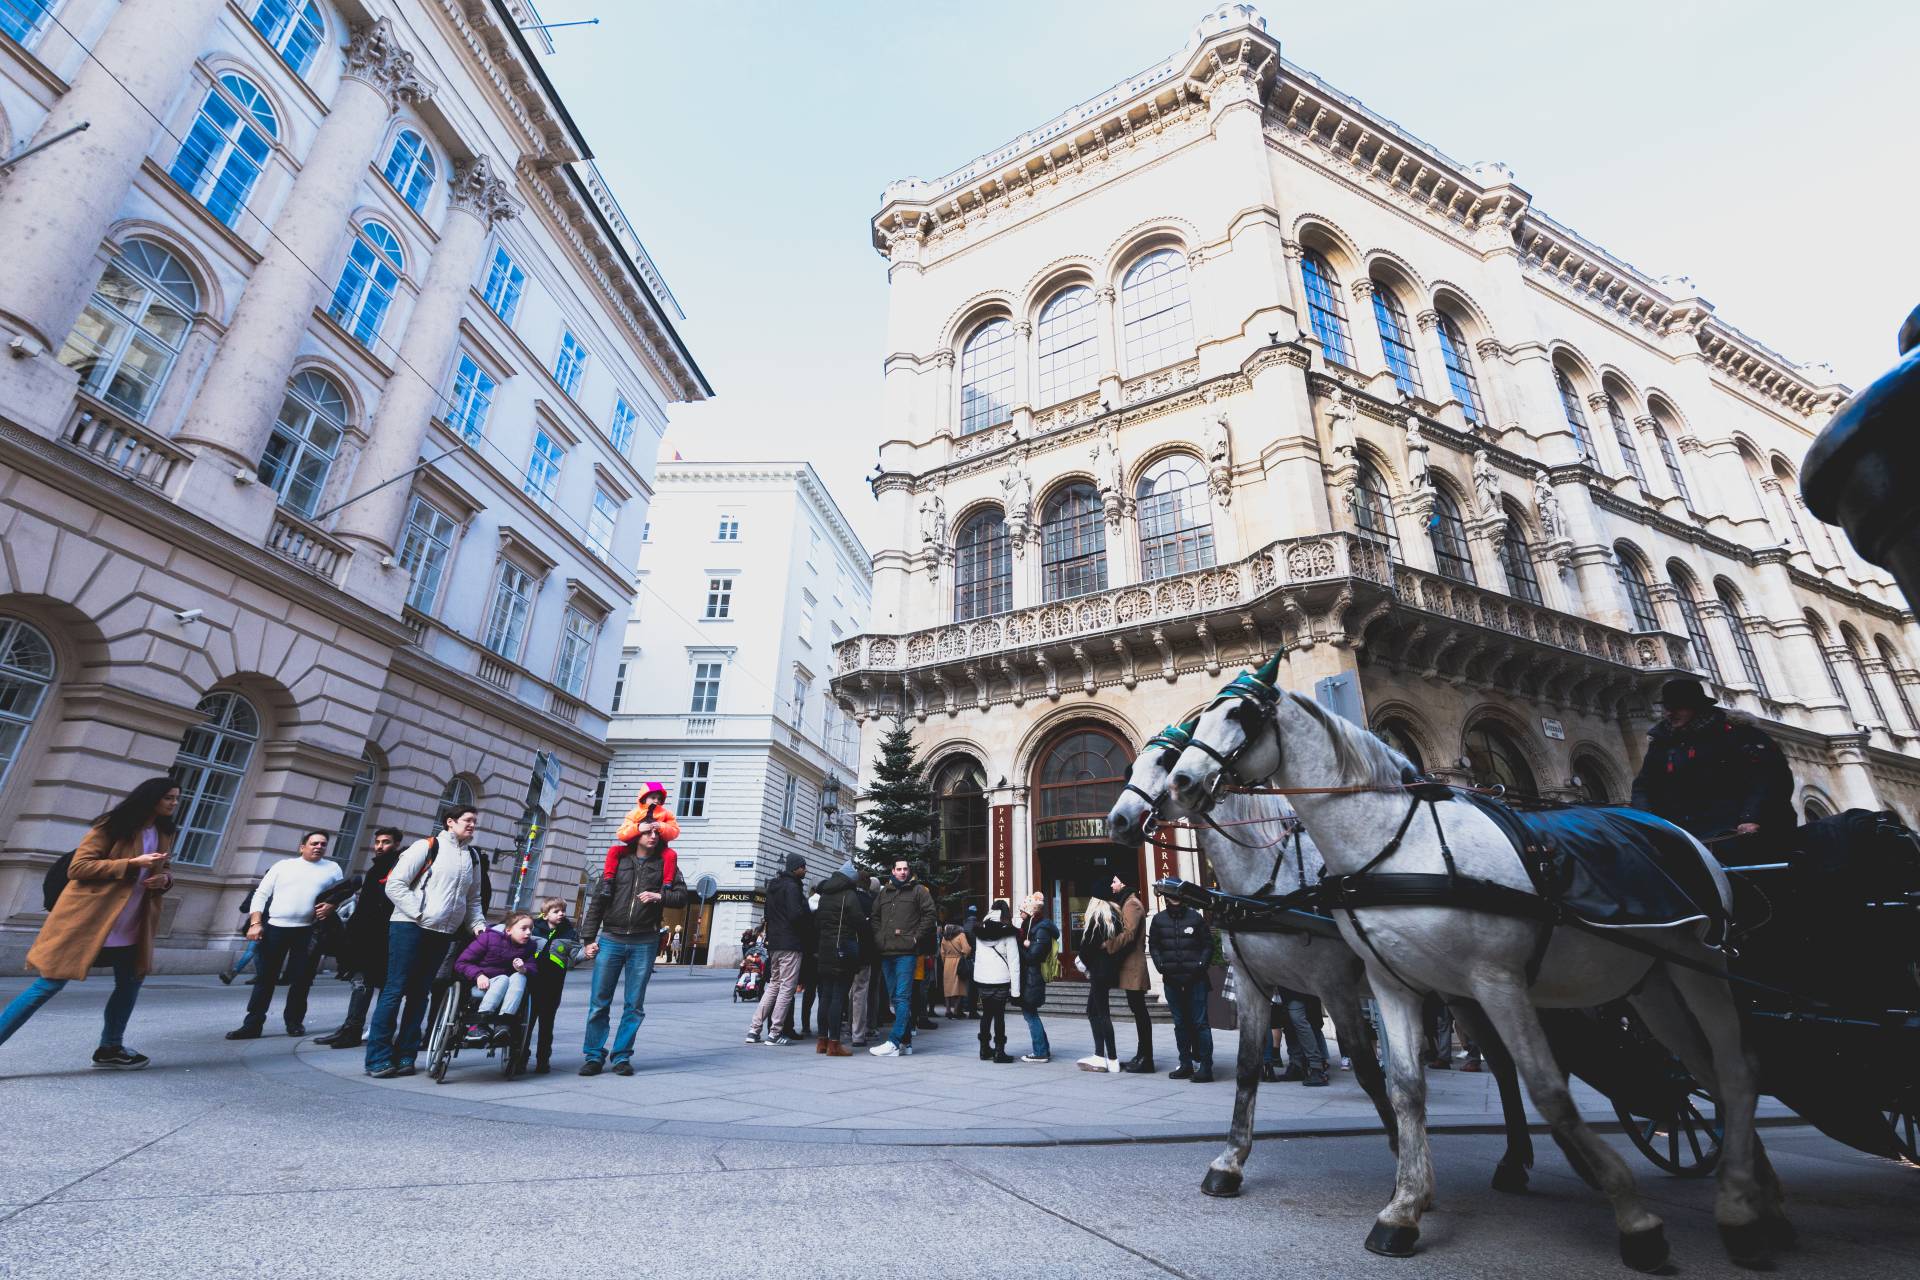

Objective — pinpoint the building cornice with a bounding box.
[654,461,874,573]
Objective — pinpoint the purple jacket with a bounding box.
[455,929,535,982]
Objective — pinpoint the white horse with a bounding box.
[1169,669,1789,1270]
[1106,723,1538,1200]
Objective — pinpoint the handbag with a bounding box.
[833,897,860,964]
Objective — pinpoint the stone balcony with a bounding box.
[831,531,1693,719]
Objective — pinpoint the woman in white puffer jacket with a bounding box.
[971,899,1023,1063]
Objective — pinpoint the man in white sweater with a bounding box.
[226,831,344,1040]
[364,805,489,1078]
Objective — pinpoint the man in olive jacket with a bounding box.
[578,828,688,1076]
[869,859,935,1057]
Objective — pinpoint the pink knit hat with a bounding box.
[641,780,668,798]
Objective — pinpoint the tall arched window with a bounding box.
[250,1,325,76]
[1803,795,1834,823]
[328,221,404,347]
[1036,285,1098,406]
[1806,612,1849,708]
[1668,563,1721,685]
[1613,547,1659,631]
[258,370,347,518]
[1040,483,1107,601]
[1036,729,1131,835]
[1649,408,1693,507]
[1436,313,1485,423]
[1877,637,1919,732]
[1299,249,1352,366]
[1604,393,1648,487]
[334,751,378,867]
[1428,486,1475,583]
[1352,461,1399,559]
[1769,459,1808,549]
[1464,721,1537,798]
[170,73,278,227]
[1135,454,1215,581]
[1716,581,1771,698]
[382,128,437,214]
[1371,280,1423,398]
[1841,625,1886,725]
[0,617,55,792]
[954,509,1011,621]
[1499,515,1542,605]
[1371,717,1426,773]
[171,691,261,866]
[1555,368,1595,463]
[1570,754,1616,804]
[441,774,478,812]
[933,756,990,912]
[958,317,1014,435]
[1119,248,1195,376]
[57,239,197,420]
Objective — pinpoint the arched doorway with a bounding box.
[1031,725,1139,976]
[1464,719,1538,800]
[932,755,990,915]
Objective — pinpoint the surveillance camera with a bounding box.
[173,608,204,624]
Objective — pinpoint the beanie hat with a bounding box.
[838,858,859,881]
[784,853,808,875]
[641,780,668,798]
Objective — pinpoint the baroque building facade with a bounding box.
[0,0,708,971]
[830,4,1920,973]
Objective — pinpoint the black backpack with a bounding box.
[407,836,494,915]
[41,851,73,911]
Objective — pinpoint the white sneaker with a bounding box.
[1076,1055,1105,1072]
[869,1041,900,1057]
[1106,1058,1123,1073]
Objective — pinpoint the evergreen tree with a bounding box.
[854,714,934,880]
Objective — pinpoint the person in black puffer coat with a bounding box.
[746,854,811,1046]
[1148,901,1215,1082]
[811,859,868,1057]
[1631,679,1796,853]
[315,829,404,1049]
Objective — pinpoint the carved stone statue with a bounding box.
[1206,410,1233,507]
[919,493,946,548]
[1000,453,1033,524]
[1472,448,1502,517]
[1404,415,1432,492]
[1327,393,1358,458]
[1534,468,1569,543]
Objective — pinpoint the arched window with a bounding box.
[334,751,378,868]
[958,317,1014,435]
[328,221,404,347]
[1371,717,1425,773]
[1036,285,1098,407]
[1428,485,1475,583]
[1649,411,1693,506]
[382,129,437,214]
[1668,563,1721,685]
[954,509,1011,621]
[1716,581,1771,698]
[1119,248,1195,376]
[440,774,477,812]
[57,239,197,420]
[1770,459,1808,549]
[1041,483,1107,601]
[1371,280,1423,398]
[170,73,278,227]
[258,370,347,518]
[1499,516,1542,605]
[1135,454,1215,581]
[1876,637,1918,732]
[1352,461,1399,559]
[1555,368,1595,463]
[1803,796,1833,823]
[171,691,261,866]
[1465,721,1538,798]
[1299,249,1353,367]
[1570,754,1615,804]
[0,617,55,792]
[1604,393,1648,487]
[1436,313,1485,423]
[1035,729,1131,834]
[1614,547,1659,631]
[1841,625,1886,725]
[1805,613,1849,708]
[250,1,324,76]
[933,756,990,912]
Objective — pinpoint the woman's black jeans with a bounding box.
[1124,988,1154,1062]
[976,982,1010,1052]
[817,974,851,1041]
[1085,979,1117,1059]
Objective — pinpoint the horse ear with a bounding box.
[1252,650,1282,686]
[1179,716,1200,734]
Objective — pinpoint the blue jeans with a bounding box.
[1020,1005,1051,1058]
[365,922,456,1072]
[0,945,143,1051]
[582,936,659,1064]
[1165,978,1214,1070]
[881,954,916,1046]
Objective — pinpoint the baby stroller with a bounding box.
[422,940,536,1083]
[733,952,766,1003]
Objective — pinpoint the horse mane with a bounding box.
[1283,691,1414,788]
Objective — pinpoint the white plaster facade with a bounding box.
[830,4,1920,965]
[591,462,872,967]
[0,0,709,971]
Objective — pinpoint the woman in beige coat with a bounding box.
[939,924,972,1018]
[1,778,178,1068]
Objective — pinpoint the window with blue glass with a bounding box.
[249,0,324,76]
[2,0,55,47]
[1500,519,1542,605]
[1040,483,1108,601]
[1555,368,1594,462]
[381,129,437,214]
[1428,487,1476,583]
[553,330,588,397]
[524,430,564,507]
[258,370,346,518]
[327,221,404,347]
[481,247,524,325]
[1653,420,1693,507]
[1614,547,1659,631]
[587,489,619,557]
[1604,395,1648,487]
[1436,313,1486,423]
[449,353,494,439]
[1299,250,1352,367]
[1352,462,1400,560]
[1371,282,1423,398]
[170,73,278,228]
[609,396,637,456]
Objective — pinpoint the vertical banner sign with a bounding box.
[989,804,1014,901]
[1150,827,1180,891]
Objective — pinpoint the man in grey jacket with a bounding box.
[364,805,488,1078]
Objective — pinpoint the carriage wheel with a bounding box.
[1614,1085,1723,1177]
[1884,1100,1920,1166]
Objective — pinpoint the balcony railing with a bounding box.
[63,403,193,492]
[476,653,515,690]
[547,689,586,724]
[266,510,350,582]
[685,715,717,737]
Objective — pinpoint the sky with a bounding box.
[539,0,1920,550]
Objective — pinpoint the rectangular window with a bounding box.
[552,607,595,697]
[3,0,53,45]
[587,488,619,557]
[716,515,740,541]
[780,773,798,830]
[641,521,651,542]
[704,577,733,620]
[592,761,609,816]
[609,397,637,457]
[799,596,815,646]
[813,790,827,845]
[449,354,495,440]
[481,247,524,325]
[690,662,722,714]
[677,760,710,818]
[397,495,457,614]
[791,674,810,728]
[554,330,589,397]
[610,660,627,713]
[524,430,564,508]
[482,562,535,660]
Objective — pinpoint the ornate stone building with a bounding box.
[830,4,1920,969]
[0,0,708,970]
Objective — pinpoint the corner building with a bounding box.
[0,1,708,970]
[831,4,1920,976]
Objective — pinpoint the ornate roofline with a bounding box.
[654,461,874,576]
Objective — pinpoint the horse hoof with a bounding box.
[1761,1215,1797,1252]
[1200,1167,1242,1198]
[1364,1222,1419,1258]
[1619,1224,1670,1272]
[1719,1221,1772,1267]
[1490,1159,1530,1194]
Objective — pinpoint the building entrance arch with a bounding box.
[1030,723,1140,977]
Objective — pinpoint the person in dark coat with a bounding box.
[1631,678,1797,850]
[811,859,868,1057]
[1148,899,1215,1082]
[1015,891,1058,1062]
[315,828,403,1050]
[745,853,811,1046]
[519,897,579,1074]
[579,827,689,1076]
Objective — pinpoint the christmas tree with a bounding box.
[854,714,934,879]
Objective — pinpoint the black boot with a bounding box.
[1120,1055,1156,1074]
[1191,1063,1215,1084]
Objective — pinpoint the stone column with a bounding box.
[1011,320,1034,434]
[334,158,519,570]
[171,19,431,516]
[1413,309,1455,416]
[1346,278,1390,381]
[1095,287,1122,405]
[879,221,933,440]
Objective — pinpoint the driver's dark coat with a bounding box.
[1629,709,1795,841]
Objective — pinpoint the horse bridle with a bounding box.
[1181,679,1283,800]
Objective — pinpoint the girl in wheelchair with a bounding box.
[455,912,537,1045]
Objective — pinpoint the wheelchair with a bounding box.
[422,968,536,1083]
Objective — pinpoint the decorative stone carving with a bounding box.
[344,18,433,111]
[1403,415,1432,493]
[919,492,946,548]
[1533,467,1574,570]
[1093,431,1128,530]
[447,155,521,227]
[1206,410,1233,508]
[1001,450,1033,554]
[1472,448,1502,518]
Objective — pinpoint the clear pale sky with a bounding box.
[543,1,1919,550]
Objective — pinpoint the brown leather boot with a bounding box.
[815,1037,828,1054]
[825,1039,852,1057]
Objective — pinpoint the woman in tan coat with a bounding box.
[0,778,178,1068]
[1104,874,1154,1073]
[938,924,972,1018]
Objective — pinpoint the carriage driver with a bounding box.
[1629,678,1797,854]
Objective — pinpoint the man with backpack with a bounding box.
[1016,891,1059,1063]
[364,805,489,1079]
